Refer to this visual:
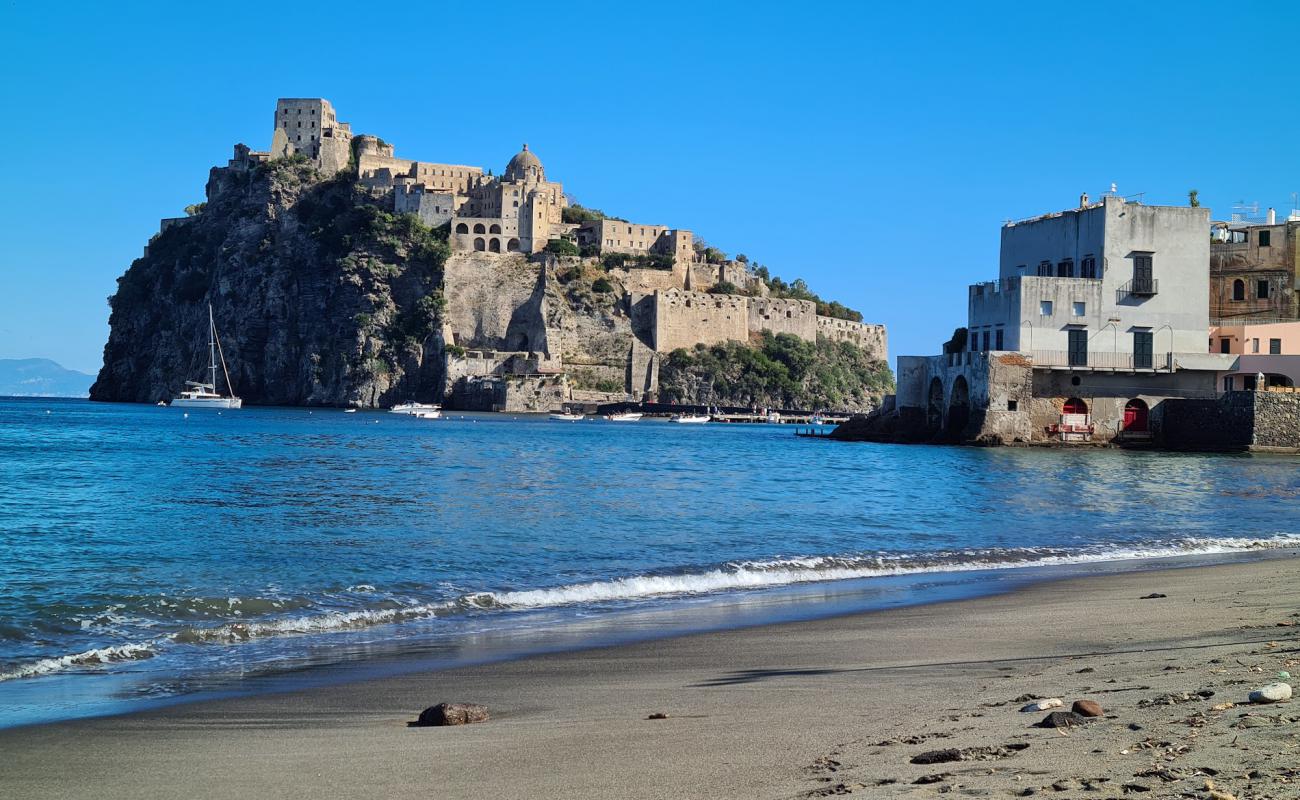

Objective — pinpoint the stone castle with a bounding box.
[249,98,887,410]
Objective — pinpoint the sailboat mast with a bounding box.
[208,304,217,391]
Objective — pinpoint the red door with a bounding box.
[1123,400,1149,432]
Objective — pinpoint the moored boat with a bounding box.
[603,412,643,422]
[669,414,710,424]
[389,403,441,415]
[171,305,242,409]
[550,412,585,421]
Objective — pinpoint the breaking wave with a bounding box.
[4,533,1297,683]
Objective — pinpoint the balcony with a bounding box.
[1117,278,1158,301]
[1029,350,1173,372]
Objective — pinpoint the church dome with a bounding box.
[504,144,544,181]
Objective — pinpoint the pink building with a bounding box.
[1209,321,1300,390]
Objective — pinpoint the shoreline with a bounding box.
[2,546,1295,732]
[3,556,1299,799]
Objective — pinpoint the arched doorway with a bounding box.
[489,223,502,234]
[506,238,520,252]
[1123,398,1149,432]
[473,237,486,251]
[926,377,944,432]
[1063,397,1088,415]
[488,238,501,253]
[947,376,970,436]
[473,223,486,234]
[455,223,469,234]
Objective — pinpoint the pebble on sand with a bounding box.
[1247,682,1292,704]
[413,702,491,726]
[1020,698,1063,712]
[1036,711,1091,729]
[1071,699,1104,717]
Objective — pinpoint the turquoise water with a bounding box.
[1,397,1298,727]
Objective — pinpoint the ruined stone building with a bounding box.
[1209,208,1300,323]
[893,196,1234,444]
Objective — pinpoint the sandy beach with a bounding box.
[2,556,1298,800]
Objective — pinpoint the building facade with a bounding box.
[1209,211,1300,323]
[897,196,1233,444]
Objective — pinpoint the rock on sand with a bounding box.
[1248,683,1292,704]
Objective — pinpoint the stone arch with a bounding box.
[473,223,486,234]
[1232,279,1245,301]
[489,223,502,234]
[926,377,944,432]
[455,223,469,234]
[947,375,970,436]
[473,237,486,251]
[1123,398,1149,432]
[1063,397,1088,415]
[507,238,520,252]
[488,238,502,253]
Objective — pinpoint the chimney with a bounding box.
[1267,207,1277,225]
[1080,192,1089,208]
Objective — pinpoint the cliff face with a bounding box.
[91,158,448,406]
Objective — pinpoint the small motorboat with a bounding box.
[603,412,643,422]
[669,414,710,424]
[390,402,441,415]
[550,412,585,421]
[343,408,358,414]
[413,409,442,419]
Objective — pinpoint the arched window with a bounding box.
[1062,397,1088,415]
[1233,279,1245,301]
[506,238,520,252]
[473,223,486,234]
[488,238,501,253]
[489,224,501,234]
[455,223,469,234]
[473,237,486,251]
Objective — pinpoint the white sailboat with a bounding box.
[172,305,242,409]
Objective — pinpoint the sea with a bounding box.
[1,397,1298,729]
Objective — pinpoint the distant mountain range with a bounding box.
[0,359,95,398]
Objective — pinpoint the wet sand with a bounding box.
[2,557,1298,799]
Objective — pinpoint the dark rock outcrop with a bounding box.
[413,702,490,726]
[92,157,449,407]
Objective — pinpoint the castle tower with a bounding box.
[269,98,353,176]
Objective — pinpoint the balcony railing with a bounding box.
[1029,350,1174,371]
[1117,278,1158,301]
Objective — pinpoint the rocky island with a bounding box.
[92,99,890,411]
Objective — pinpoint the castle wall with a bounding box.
[395,186,456,229]
[748,297,818,341]
[652,290,748,352]
[817,316,887,357]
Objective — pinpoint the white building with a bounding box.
[894,195,1235,444]
[966,196,1212,369]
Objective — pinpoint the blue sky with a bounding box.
[2,1,1298,374]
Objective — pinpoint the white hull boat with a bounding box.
[413,409,442,419]
[171,305,241,409]
[604,412,643,422]
[172,394,243,409]
[550,412,585,421]
[389,403,441,415]
[670,414,710,424]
